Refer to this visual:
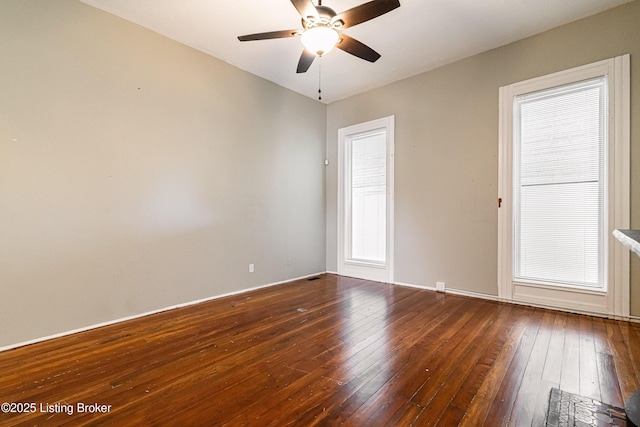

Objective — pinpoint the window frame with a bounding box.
[337,115,395,283]
[498,55,630,317]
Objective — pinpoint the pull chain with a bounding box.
[318,55,322,101]
[316,0,324,100]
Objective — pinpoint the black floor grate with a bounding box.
[546,388,627,426]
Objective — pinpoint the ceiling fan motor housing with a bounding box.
[303,5,344,30]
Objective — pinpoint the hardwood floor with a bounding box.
[1,274,640,426]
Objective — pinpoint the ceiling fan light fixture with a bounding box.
[301,26,339,56]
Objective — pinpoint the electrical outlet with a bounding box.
[249,264,254,273]
[436,281,446,292]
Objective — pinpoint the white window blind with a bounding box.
[350,131,386,262]
[513,77,607,288]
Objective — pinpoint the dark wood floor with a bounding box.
[1,274,640,426]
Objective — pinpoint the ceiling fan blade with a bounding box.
[297,49,316,73]
[334,0,400,29]
[290,0,319,21]
[336,34,381,62]
[238,29,301,41]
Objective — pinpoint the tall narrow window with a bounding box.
[338,115,395,283]
[514,77,607,289]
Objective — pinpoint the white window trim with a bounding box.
[498,55,630,318]
[337,115,395,283]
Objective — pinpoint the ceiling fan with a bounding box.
[237,0,401,73]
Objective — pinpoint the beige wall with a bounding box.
[326,1,640,312]
[0,0,326,347]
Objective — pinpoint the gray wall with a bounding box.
[326,1,640,312]
[0,0,326,347]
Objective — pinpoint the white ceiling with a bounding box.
[79,0,632,104]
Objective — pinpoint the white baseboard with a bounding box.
[393,280,435,291]
[393,281,500,302]
[443,287,502,302]
[0,271,326,354]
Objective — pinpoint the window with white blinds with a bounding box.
[338,115,395,283]
[513,77,607,289]
[350,131,387,262]
[498,55,629,316]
